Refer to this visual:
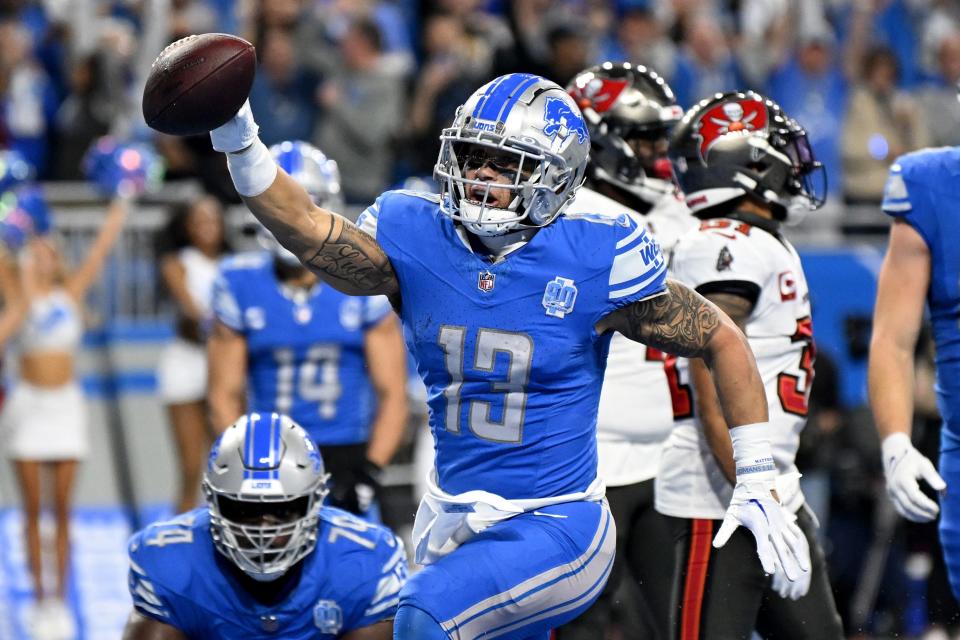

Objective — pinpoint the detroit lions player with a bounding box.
[659,91,843,638]
[558,62,697,640]
[869,103,960,594]
[123,412,407,639]
[207,141,408,519]
[201,73,807,639]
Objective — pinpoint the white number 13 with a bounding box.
[438,326,533,443]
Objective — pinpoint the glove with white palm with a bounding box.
[713,423,810,582]
[882,432,946,522]
[770,508,812,600]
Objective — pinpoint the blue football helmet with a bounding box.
[261,141,343,265]
[434,73,590,236]
[204,412,330,581]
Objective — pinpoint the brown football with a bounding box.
[142,33,256,136]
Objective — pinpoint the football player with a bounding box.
[869,93,958,594]
[557,62,697,640]
[203,74,807,639]
[122,412,407,639]
[656,91,843,638]
[207,141,408,519]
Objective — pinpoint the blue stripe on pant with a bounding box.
[399,500,615,639]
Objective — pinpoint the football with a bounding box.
[142,33,256,137]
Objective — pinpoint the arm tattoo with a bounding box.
[701,292,753,332]
[306,217,399,295]
[613,280,721,358]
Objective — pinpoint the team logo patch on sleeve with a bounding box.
[543,277,578,318]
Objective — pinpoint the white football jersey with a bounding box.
[656,217,814,518]
[567,187,697,486]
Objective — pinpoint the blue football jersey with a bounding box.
[127,507,407,639]
[882,148,960,442]
[356,190,667,498]
[212,252,393,445]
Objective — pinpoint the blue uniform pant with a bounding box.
[939,438,960,599]
[398,499,615,639]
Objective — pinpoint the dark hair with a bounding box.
[154,194,231,257]
[862,45,900,81]
[349,17,383,53]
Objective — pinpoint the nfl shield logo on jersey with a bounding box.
[542,277,578,318]
[478,270,496,292]
[313,599,343,634]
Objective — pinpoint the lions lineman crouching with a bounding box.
[122,412,407,639]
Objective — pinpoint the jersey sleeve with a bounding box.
[127,531,191,632]
[881,156,937,248]
[362,295,394,330]
[326,515,408,632]
[601,214,668,317]
[670,225,767,304]
[211,267,244,332]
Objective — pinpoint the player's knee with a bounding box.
[394,604,449,640]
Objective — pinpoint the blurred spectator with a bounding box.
[406,10,490,176]
[669,12,743,109]
[536,23,590,87]
[596,4,677,81]
[769,26,848,198]
[155,194,230,514]
[314,17,405,205]
[916,30,960,148]
[249,28,319,146]
[3,193,130,639]
[0,19,57,176]
[168,0,218,42]
[53,19,135,180]
[840,46,930,205]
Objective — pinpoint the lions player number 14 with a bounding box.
[438,326,533,443]
[274,345,342,419]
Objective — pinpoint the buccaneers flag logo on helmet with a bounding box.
[694,98,769,162]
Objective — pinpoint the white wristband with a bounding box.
[225,138,278,197]
[730,422,777,479]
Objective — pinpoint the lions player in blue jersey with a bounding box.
[199,73,808,639]
[207,141,408,519]
[869,112,960,591]
[122,412,407,639]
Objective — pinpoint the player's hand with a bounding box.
[882,432,946,522]
[329,460,382,516]
[713,479,810,580]
[209,100,259,153]
[770,508,811,600]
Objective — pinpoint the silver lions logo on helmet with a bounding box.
[313,600,343,634]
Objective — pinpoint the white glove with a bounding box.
[882,432,946,522]
[713,424,811,582]
[771,508,812,600]
[210,100,260,153]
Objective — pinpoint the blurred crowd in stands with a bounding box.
[0,0,958,208]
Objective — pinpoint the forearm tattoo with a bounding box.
[306,217,398,295]
[616,280,721,358]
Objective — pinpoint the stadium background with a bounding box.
[0,0,959,638]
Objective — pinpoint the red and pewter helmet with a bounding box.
[668,90,826,222]
[567,62,683,209]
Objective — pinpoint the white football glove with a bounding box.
[770,508,811,600]
[713,424,811,582]
[882,432,946,522]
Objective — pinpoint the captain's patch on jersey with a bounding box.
[313,599,343,634]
